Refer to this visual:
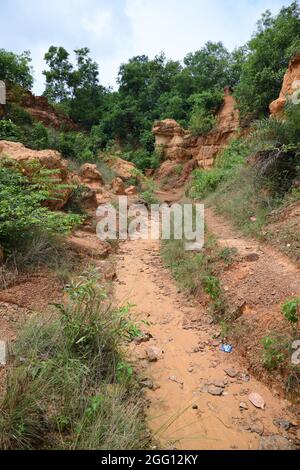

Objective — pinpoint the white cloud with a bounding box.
[82,9,113,39]
[5,0,291,94]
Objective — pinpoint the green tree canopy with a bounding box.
[234,1,300,119]
[0,49,33,89]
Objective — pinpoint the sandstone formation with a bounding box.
[270,54,300,116]
[111,177,126,195]
[0,82,76,130]
[0,140,72,209]
[125,185,137,196]
[79,163,103,184]
[153,87,239,187]
[105,155,136,180]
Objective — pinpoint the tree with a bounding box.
[43,46,73,103]
[0,49,33,89]
[183,42,232,92]
[43,46,106,128]
[234,1,300,119]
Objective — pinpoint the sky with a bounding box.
[0,0,293,94]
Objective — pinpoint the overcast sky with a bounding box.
[0,0,292,94]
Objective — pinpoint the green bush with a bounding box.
[123,149,161,171]
[0,160,81,252]
[0,271,148,450]
[24,122,50,150]
[248,104,300,196]
[188,89,224,137]
[189,139,248,199]
[5,103,34,126]
[189,110,217,136]
[261,334,288,370]
[0,119,22,141]
[282,297,300,325]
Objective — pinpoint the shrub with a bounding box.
[189,110,217,136]
[123,149,161,172]
[0,160,82,252]
[261,334,287,370]
[24,122,50,150]
[0,271,148,450]
[248,104,300,196]
[189,139,249,199]
[0,119,22,141]
[188,89,224,136]
[282,297,300,325]
[5,103,34,126]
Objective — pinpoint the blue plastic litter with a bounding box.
[219,344,233,353]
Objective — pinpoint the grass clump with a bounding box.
[161,229,228,321]
[0,270,149,450]
[188,139,249,200]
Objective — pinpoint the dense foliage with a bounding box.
[235,1,300,120]
[1,2,300,170]
[0,49,33,89]
[0,160,81,251]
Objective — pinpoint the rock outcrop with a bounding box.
[105,155,136,181]
[111,177,126,195]
[0,140,72,209]
[80,163,103,184]
[270,54,300,116]
[153,87,239,187]
[0,82,77,130]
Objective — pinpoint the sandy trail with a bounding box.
[114,201,294,450]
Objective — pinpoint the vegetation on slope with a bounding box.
[0,270,148,450]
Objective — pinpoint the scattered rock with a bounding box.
[146,346,162,362]
[240,373,250,383]
[248,392,265,410]
[208,379,226,389]
[259,435,294,450]
[169,376,184,387]
[224,367,239,378]
[140,379,154,390]
[273,419,293,431]
[239,402,249,411]
[207,385,224,396]
[250,422,264,436]
[133,333,153,345]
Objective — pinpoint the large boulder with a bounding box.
[80,163,103,184]
[270,54,300,116]
[105,155,136,180]
[0,140,72,209]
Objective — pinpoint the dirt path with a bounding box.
[114,202,296,450]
